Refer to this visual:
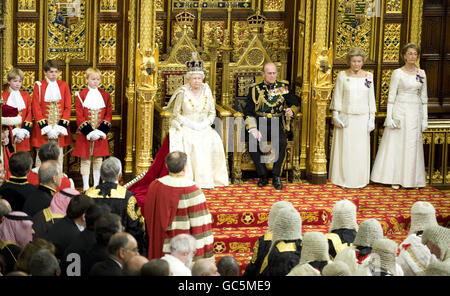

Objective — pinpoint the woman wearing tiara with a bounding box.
[128,53,229,205]
[371,43,428,189]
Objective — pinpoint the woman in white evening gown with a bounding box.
[329,48,376,188]
[371,43,428,189]
[164,54,229,189]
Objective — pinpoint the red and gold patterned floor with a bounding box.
[203,180,450,274]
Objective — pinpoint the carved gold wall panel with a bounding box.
[70,70,87,108]
[386,0,402,13]
[232,21,252,62]
[335,0,373,61]
[155,0,164,11]
[22,71,36,95]
[17,22,36,64]
[380,69,393,110]
[155,21,165,54]
[100,70,116,111]
[263,0,285,12]
[100,0,118,12]
[18,0,36,12]
[46,0,89,61]
[172,22,195,46]
[264,21,288,62]
[383,23,401,62]
[98,23,117,64]
[202,21,226,55]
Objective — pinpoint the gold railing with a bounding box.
[423,120,450,188]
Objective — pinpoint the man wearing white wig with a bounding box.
[397,201,439,276]
[334,218,383,274]
[163,53,229,189]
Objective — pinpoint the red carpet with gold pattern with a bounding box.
[203,179,450,275]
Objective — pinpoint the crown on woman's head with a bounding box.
[186,52,204,73]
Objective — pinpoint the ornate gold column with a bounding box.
[409,0,423,47]
[135,0,158,175]
[124,0,137,174]
[308,0,331,184]
[2,0,12,81]
[299,0,312,174]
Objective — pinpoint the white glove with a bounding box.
[12,128,25,143]
[95,129,107,139]
[332,111,345,128]
[368,114,375,133]
[249,128,262,141]
[182,119,200,131]
[47,128,59,139]
[55,125,68,136]
[422,104,428,132]
[21,129,30,139]
[87,130,100,141]
[384,103,399,129]
[41,125,52,136]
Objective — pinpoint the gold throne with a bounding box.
[221,13,302,184]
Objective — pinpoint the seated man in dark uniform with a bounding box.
[244,62,300,190]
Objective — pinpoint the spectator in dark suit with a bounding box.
[44,194,94,260]
[0,152,36,211]
[90,232,139,276]
[61,203,111,276]
[23,160,62,217]
[84,213,122,273]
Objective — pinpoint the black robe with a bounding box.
[260,239,302,276]
[243,232,272,276]
[0,176,38,211]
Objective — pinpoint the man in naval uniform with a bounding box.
[244,62,300,190]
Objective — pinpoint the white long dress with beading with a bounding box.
[328,71,376,188]
[371,69,427,188]
[165,83,229,189]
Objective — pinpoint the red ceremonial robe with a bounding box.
[128,136,169,208]
[143,175,214,261]
[31,79,72,148]
[1,90,33,152]
[72,88,112,158]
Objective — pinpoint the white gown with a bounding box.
[328,71,376,188]
[371,69,427,188]
[165,83,229,189]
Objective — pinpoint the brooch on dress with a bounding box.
[416,69,425,84]
[364,72,373,88]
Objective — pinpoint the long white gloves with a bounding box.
[332,111,345,128]
[368,113,375,132]
[182,118,210,131]
[12,128,30,143]
[55,125,68,136]
[422,104,428,132]
[384,103,399,129]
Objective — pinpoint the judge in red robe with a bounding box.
[72,68,112,191]
[31,60,72,167]
[143,151,214,262]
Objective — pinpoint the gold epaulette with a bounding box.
[86,185,127,199]
[280,80,290,85]
[43,207,64,223]
[276,241,297,253]
[0,240,18,250]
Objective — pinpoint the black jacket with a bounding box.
[0,176,38,211]
[32,207,64,239]
[23,185,55,217]
[260,239,302,276]
[61,229,97,276]
[89,257,123,276]
[44,216,82,260]
[85,182,146,254]
[243,232,272,276]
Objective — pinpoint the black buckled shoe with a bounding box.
[272,176,283,190]
[257,176,268,187]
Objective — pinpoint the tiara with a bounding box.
[186,52,204,73]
